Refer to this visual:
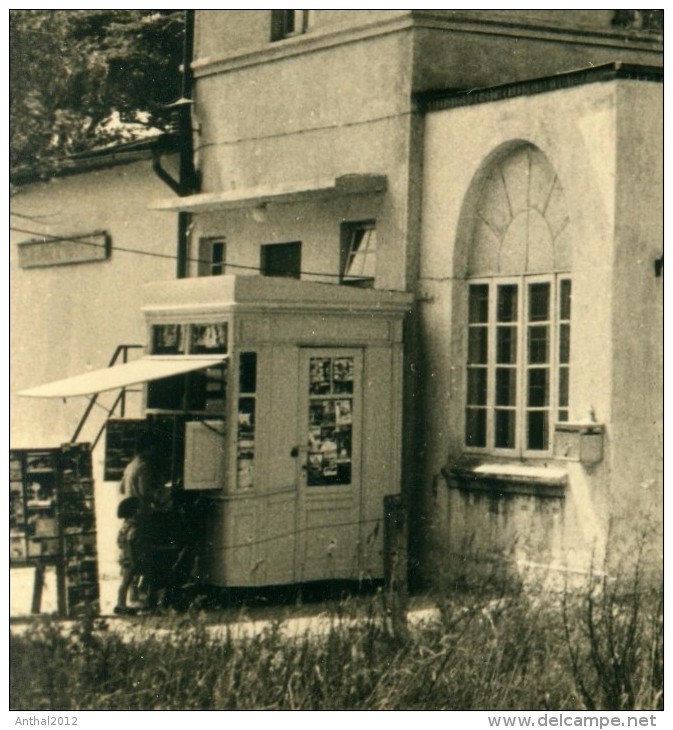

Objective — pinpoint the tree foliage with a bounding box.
[612,9,664,32]
[10,10,184,172]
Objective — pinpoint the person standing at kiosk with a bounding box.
[117,430,174,611]
[119,431,171,513]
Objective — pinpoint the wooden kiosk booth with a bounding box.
[106,275,411,589]
[133,276,412,587]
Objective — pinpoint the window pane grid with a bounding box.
[527,411,549,451]
[469,326,488,364]
[497,284,518,322]
[528,282,550,321]
[495,409,516,449]
[557,278,571,422]
[495,368,516,406]
[525,282,551,450]
[495,283,519,450]
[468,284,489,323]
[494,284,518,450]
[528,325,549,364]
[466,284,491,448]
[465,276,569,455]
[496,326,517,364]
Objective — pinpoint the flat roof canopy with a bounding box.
[18,356,227,399]
[149,174,387,213]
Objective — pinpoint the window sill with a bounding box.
[341,277,375,288]
[443,457,567,498]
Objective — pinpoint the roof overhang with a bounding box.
[148,173,387,213]
[10,133,178,188]
[415,62,663,113]
[18,356,227,399]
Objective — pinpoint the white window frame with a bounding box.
[198,237,226,277]
[341,220,376,284]
[464,273,571,458]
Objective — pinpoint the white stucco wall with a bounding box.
[10,157,178,449]
[10,156,179,612]
[607,80,663,565]
[191,25,419,293]
[194,9,408,59]
[418,77,661,582]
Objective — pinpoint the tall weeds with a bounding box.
[562,562,663,711]
[10,571,663,711]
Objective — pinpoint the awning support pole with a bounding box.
[69,344,143,444]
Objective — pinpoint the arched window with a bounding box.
[464,144,571,455]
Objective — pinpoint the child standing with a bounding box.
[115,496,142,615]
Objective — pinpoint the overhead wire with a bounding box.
[10,222,347,280]
[202,515,382,554]
[10,219,392,558]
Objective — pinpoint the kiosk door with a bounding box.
[296,349,363,582]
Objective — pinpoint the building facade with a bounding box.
[418,67,663,583]
[160,9,661,585]
[10,141,179,609]
[11,141,179,451]
[12,11,662,600]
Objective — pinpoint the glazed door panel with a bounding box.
[296,349,363,582]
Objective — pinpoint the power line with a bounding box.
[207,515,382,554]
[11,210,59,221]
[10,223,346,280]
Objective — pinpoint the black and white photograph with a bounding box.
[8,7,663,719]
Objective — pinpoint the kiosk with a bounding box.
[23,276,412,589]
[140,276,412,587]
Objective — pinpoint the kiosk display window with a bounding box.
[150,322,228,356]
[237,352,257,489]
[146,364,227,413]
[142,321,230,490]
[307,356,354,486]
[152,324,185,354]
[190,323,228,354]
[147,322,229,414]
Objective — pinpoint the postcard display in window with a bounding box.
[10,443,99,616]
[308,357,354,486]
[237,352,257,490]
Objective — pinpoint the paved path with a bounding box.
[10,604,441,641]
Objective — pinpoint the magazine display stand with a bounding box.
[10,443,99,616]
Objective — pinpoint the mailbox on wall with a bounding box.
[553,422,604,464]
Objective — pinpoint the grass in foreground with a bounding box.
[10,575,662,711]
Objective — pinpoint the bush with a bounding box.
[562,564,663,711]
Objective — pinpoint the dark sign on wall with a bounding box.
[18,230,111,269]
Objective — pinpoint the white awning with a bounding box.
[148,174,387,213]
[18,356,227,399]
